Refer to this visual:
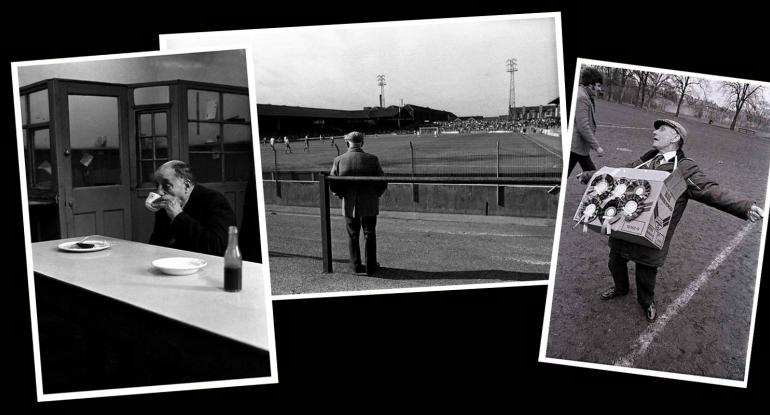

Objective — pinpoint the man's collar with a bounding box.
[660,150,677,162]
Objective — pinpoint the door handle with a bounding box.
[64,148,71,156]
[67,199,74,208]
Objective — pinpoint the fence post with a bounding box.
[272,147,278,178]
[410,141,418,202]
[497,140,504,207]
[319,173,333,273]
[272,147,280,197]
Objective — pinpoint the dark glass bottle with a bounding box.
[224,226,242,292]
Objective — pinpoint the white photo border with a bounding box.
[11,45,279,402]
[538,57,770,388]
[159,12,569,301]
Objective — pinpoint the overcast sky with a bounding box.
[163,15,561,117]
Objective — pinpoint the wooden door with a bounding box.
[59,83,132,239]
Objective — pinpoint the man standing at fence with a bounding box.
[569,67,605,175]
[330,131,387,275]
[304,135,310,152]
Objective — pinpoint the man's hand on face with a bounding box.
[748,204,764,223]
[157,196,184,221]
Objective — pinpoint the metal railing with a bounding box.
[318,173,560,273]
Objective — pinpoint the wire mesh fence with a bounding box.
[260,132,562,180]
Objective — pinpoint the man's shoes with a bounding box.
[644,302,657,323]
[600,287,627,300]
[366,262,381,275]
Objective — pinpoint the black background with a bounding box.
[5,4,767,408]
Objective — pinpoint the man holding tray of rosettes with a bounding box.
[576,119,764,322]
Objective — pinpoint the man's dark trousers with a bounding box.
[345,216,377,273]
[608,250,658,307]
[568,151,597,175]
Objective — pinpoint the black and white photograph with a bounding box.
[12,48,277,400]
[161,13,567,297]
[540,59,770,387]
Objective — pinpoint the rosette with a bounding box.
[610,177,630,198]
[600,199,623,235]
[626,179,651,200]
[574,196,604,232]
[589,174,615,196]
[618,194,646,221]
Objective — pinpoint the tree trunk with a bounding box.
[730,101,744,130]
[675,91,685,117]
[617,70,627,103]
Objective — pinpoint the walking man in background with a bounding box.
[569,66,605,175]
[330,131,387,275]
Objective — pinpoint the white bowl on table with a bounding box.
[152,257,208,276]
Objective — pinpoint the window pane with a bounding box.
[156,136,168,159]
[140,137,153,159]
[154,112,167,135]
[188,122,220,150]
[29,89,49,123]
[68,95,121,187]
[140,113,152,136]
[224,152,253,182]
[20,94,27,125]
[189,153,222,183]
[33,129,54,190]
[223,124,252,151]
[141,161,156,185]
[188,90,219,121]
[133,86,169,105]
[223,93,251,122]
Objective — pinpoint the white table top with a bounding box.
[31,237,271,351]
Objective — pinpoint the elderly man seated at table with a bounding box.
[148,160,235,256]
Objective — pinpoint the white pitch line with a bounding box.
[519,134,563,159]
[613,222,757,368]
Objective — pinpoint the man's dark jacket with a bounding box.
[149,184,236,256]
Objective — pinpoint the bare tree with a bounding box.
[632,71,649,108]
[671,75,705,117]
[720,82,764,130]
[600,66,614,101]
[616,68,631,104]
[743,97,769,130]
[645,72,672,110]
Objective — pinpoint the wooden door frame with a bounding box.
[53,80,131,238]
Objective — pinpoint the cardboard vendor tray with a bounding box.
[573,166,687,249]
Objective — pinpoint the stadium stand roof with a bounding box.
[257,103,455,120]
[548,97,559,105]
